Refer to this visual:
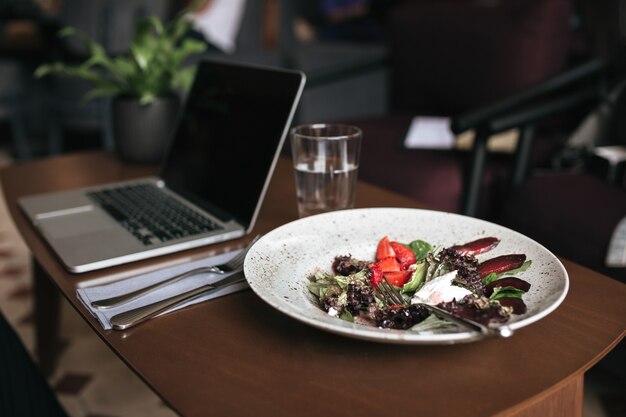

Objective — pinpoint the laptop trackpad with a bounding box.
[38,208,115,239]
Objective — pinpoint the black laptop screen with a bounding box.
[160,60,304,227]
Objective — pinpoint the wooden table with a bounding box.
[2,151,625,417]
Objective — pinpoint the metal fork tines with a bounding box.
[375,277,513,338]
[91,235,260,309]
[375,278,407,307]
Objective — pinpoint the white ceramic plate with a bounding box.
[244,208,569,345]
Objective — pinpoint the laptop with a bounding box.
[19,59,306,273]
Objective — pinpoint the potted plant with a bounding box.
[35,10,207,163]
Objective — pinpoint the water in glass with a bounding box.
[295,159,358,217]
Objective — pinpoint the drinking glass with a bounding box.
[290,123,362,218]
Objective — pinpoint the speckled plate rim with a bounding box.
[244,208,569,345]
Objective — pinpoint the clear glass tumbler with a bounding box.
[290,124,362,218]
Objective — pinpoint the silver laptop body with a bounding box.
[19,59,305,273]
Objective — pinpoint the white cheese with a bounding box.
[411,270,471,305]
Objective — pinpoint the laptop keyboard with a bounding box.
[87,184,221,246]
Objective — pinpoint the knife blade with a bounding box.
[110,271,247,330]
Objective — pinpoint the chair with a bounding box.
[452,63,626,389]
[450,59,607,215]
[447,58,626,282]
[499,171,626,283]
[446,0,626,284]
[351,0,575,218]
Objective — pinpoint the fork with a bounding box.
[109,270,248,330]
[375,277,513,338]
[91,235,260,309]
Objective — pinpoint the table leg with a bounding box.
[32,260,61,377]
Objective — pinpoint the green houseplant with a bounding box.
[35,11,208,163]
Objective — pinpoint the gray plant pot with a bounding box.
[111,95,180,164]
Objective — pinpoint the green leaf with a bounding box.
[307,271,353,299]
[307,271,335,298]
[172,66,196,92]
[504,260,532,276]
[140,16,164,38]
[307,282,328,299]
[334,275,351,290]
[138,92,158,105]
[406,240,432,261]
[58,27,76,37]
[130,44,151,71]
[34,62,106,86]
[34,63,61,78]
[34,14,206,100]
[172,38,207,67]
[483,272,498,285]
[167,15,192,44]
[133,18,156,47]
[336,292,348,307]
[339,310,354,322]
[489,286,526,300]
[82,85,123,102]
[109,56,137,82]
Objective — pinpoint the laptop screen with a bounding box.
[160,59,305,228]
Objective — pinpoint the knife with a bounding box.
[418,303,514,338]
[110,271,247,330]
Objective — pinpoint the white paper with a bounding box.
[403,116,456,150]
[187,0,246,54]
[593,145,626,166]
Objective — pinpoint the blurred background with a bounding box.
[1,1,625,416]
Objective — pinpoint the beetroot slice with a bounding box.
[484,277,531,296]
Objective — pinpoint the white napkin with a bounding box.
[77,250,248,330]
[403,116,456,150]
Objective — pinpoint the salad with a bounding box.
[308,236,532,330]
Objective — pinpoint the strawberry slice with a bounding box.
[384,271,412,287]
[376,236,396,261]
[377,256,401,272]
[390,241,416,269]
[369,263,383,288]
[449,237,500,256]
[477,254,526,278]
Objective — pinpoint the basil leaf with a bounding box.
[406,240,432,261]
[483,272,499,285]
[489,286,526,300]
[339,310,354,322]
